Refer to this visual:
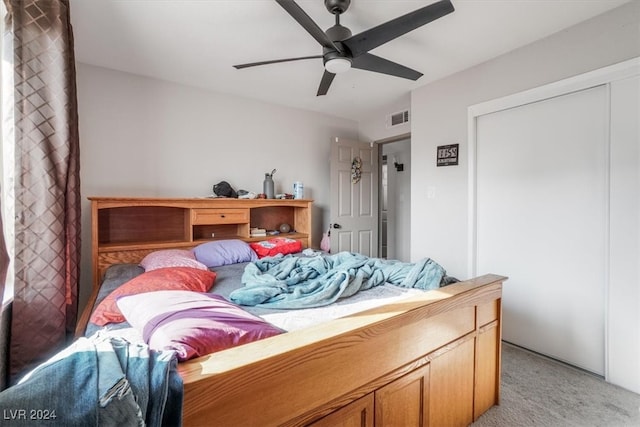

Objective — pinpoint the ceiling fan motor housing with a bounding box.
[326,24,352,44]
[324,24,352,66]
[325,0,351,15]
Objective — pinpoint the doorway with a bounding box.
[379,137,411,261]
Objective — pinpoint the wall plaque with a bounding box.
[437,144,459,167]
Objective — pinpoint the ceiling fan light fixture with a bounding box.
[325,57,351,74]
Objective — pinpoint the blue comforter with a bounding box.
[229,251,446,309]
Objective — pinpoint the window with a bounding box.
[1,3,15,305]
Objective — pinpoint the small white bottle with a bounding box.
[293,182,304,199]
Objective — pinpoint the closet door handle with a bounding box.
[332,223,342,229]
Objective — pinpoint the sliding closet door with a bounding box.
[476,85,607,375]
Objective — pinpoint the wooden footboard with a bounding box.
[178,274,506,426]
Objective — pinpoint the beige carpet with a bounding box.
[472,342,640,427]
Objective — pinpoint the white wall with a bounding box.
[358,94,410,143]
[608,73,640,392]
[76,63,358,310]
[409,1,640,277]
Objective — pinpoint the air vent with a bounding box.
[386,110,410,128]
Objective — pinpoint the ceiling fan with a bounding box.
[233,0,455,96]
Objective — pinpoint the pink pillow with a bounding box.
[140,249,208,271]
[90,267,217,326]
[117,290,283,361]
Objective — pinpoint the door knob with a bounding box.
[332,223,342,229]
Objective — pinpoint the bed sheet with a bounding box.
[84,260,426,336]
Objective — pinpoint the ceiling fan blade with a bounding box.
[317,70,336,96]
[351,53,422,80]
[342,0,454,58]
[234,55,322,69]
[276,0,341,52]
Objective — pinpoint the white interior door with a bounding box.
[330,137,378,256]
[475,85,608,375]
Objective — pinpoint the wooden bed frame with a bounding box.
[77,197,507,426]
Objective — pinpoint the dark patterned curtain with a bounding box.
[3,0,80,379]
[0,194,9,390]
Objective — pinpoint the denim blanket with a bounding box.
[0,332,182,426]
[229,251,446,309]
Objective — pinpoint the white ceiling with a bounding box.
[70,0,629,122]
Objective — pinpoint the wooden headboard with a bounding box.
[88,196,313,289]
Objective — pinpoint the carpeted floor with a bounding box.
[472,342,640,427]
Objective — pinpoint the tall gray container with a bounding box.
[263,173,275,199]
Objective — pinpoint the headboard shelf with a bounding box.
[97,205,189,244]
[97,240,195,252]
[245,232,307,242]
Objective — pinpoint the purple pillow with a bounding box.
[140,249,208,271]
[193,239,257,268]
[116,290,283,361]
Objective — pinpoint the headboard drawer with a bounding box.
[192,208,249,225]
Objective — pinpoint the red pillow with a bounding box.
[90,267,217,326]
[249,238,302,259]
